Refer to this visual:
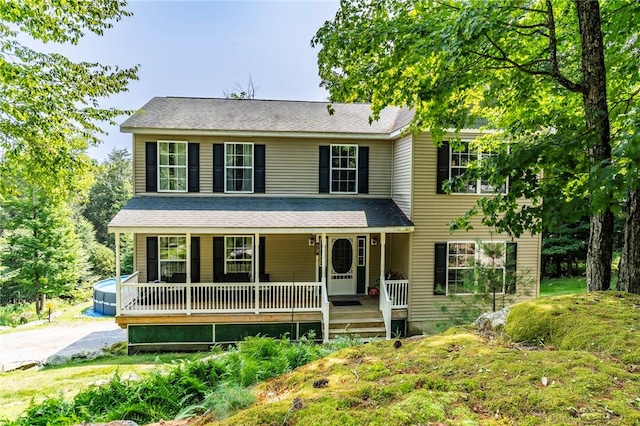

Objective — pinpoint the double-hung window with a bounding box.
[447,241,506,295]
[450,142,505,194]
[158,141,188,192]
[225,236,253,274]
[225,142,253,193]
[330,144,358,194]
[159,236,187,283]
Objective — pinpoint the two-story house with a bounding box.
[108,97,540,352]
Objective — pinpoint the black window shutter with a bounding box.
[259,236,266,276]
[358,146,369,194]
[213,144,224,193]
[255,144,266,193]
[436,141,450,194]
[146,237,158,282]
[145,142,157,192]
[434,242,447,295]
[188,143,200,192]
[191,236,200,283]
[506,242,517,294]
[319,145,330,193]
[213,237,224,282]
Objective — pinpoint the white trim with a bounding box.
[122,128,393,140]
[445,240,507,296]
[329,144,358,194]
[110,225,414,234]
[224,142,254,194]
[224,235,254,275]
[158,235,188,281]
[157,140,188,193]
[448,141,508,196]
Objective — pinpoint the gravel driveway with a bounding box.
[0,319,126,371]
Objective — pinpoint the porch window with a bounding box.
[450,142,506,194]
[158,141,188,192]
[159,236,187,282]
[225,142,253,193]
[447,241,506,295]
[225,236,253,274]
[330,144,358,193]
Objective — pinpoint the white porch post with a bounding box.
[186,232,191,315]
[321,233,327,287]
[380,232,386,287]
[115,232,121,316]
[254,233,260,314]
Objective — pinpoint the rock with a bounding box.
[475,307,511,332]
[45,350,103,366]
[1,360,42,372]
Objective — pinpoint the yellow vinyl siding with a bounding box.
[407,133,541,329]
[392,134,412,218]
[133,135,391,196]
[388,233,411,279]
[263,235,316,282]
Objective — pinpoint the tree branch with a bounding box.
[546,0,584,93]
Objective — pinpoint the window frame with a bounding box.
[224,142,254,194]
[449,141,507,195]
[329,144,358,194]
[224,235,254,275]
[158,140,188,192]
[158,235,187,282]
[446,241,506,295]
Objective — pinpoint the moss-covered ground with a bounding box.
[215,292,640,425]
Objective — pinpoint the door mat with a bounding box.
[332,300,362,307]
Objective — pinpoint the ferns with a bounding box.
[5,334,353,426]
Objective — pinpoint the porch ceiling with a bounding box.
[108,196,414,234]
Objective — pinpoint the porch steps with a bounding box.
[328,308,387,339]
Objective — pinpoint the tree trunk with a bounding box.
[619,188,640,293]
[576,0,613,292]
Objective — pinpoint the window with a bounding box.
[447,241,506,295]
[225,142,253,193]
[158,141,187,191]
[225,236,253,274]
[330,144,358,193]
[450,142,505,194]
[357,237,366,267]
[159,236,187,282]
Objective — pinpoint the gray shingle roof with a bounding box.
[120,97,414,135]
[108,196,413,231]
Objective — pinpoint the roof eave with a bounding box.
[120,127,394,140]
[108,225,414,234]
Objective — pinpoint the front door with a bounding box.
[328,237,356,295]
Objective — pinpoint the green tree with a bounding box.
[0,190,82,314]
[0,1,138,197]
[313,0,640,292]
[82,149,133,247]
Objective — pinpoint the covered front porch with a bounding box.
[109,197,413,344]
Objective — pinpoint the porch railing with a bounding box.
[385,279,409,309]
[379,280,392,340]
[120,281,325,315]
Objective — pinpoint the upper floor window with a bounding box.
[450,142,506,194]
[158,141,187,192]
[225,236,253,274]
[331,144,358,194]
[225,142,253,193]
[159,235,187,283]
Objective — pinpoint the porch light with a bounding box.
[371,238,378,246]
[308,237,316,246]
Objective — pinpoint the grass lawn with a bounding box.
[0,352,209,422]
[540,276,587,296]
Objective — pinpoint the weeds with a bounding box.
[3,334,353,425]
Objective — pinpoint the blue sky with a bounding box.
[48,1,340,160]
